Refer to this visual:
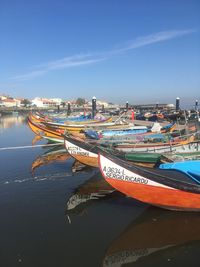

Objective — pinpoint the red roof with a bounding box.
[3,99,16,102]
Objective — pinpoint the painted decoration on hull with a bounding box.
[99,154,174,190]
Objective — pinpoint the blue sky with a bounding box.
[0,0,199,106]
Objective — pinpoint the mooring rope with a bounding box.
[0,143,62,151]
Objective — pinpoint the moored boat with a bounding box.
[27,115,87,143]
[84,122,177,140]
[63,135,200,168]
[98,150,200,211]
[111,134,197,153]
[64,135,100,167]
[43,120,133,132]
[33,111,112,124]
[27,116,64,142]
[64,135,161,168]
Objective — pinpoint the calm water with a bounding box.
[0,115,200,267]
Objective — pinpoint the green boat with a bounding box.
[121,150,200,167]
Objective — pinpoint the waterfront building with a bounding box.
[31,97,63,108]
[0,98,21,107]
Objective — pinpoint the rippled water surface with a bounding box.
[0,114,200,267]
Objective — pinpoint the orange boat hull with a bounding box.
[27,118,63,140]
[99,153,200,211]
[105,178,200,211]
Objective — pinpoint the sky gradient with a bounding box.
[0,0,199,107]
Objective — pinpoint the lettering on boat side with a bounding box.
[103,166,148,184]
[72,151,90,156]
[67,146,90,156]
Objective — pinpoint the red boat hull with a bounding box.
[99,153,200,211]
[104,178,200,211]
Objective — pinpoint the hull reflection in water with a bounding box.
[103,208,200,267]
[31,145,71,172]
[71,160,93,173]
[31,142,92,173]
[65,171,117,220]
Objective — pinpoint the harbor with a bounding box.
[1,0,200,266]
[0,105,200,266]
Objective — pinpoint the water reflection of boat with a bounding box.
[103,207,200,267]
[71,160,93,173]
[31,145,71,172]
[65,171,116,220]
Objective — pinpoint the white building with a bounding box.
[96,100,109,107]
[1,98,21,107]
[86,99,111,108]
[31,97,62,108]
[0,95,8,101]
[50,98,62,106]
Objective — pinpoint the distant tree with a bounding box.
[21,99,31,107]
[76,98,85,106]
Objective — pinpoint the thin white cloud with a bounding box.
[13,70,48,81]
[13,55,105,81]
[109,29,196,54]
[12,29,195,81]
[37,54,106,70]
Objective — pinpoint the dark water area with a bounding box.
[0,115,200,267]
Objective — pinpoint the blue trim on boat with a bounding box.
[159,160,200,184]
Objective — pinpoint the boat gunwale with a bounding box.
[98,150,200,194]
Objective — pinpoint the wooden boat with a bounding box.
[159,160,200,184]
[64,134,160,168]
[85,129,166,141]
[64,135,100,167]
[29,112,47,123]
[64,135,159,168]
[64,135,200,168]
[98,150,200,211]
[32,111,112,124]
[85,122,177,140]
[27,116,87,143]
[58,115,113,125]
[97,126,148,137]
[163,150,200,162]
[96,132,176,146]
[27,116,64,141]
[43,119,138,133]
[103,207,200,266]
[112,134,197,153]
[84,124,197,152]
